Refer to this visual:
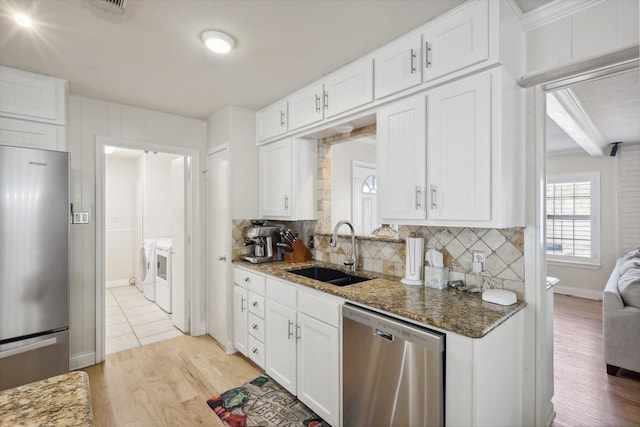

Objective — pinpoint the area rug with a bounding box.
[207,375,329,427]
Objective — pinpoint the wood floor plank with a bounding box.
[551,293,640,427]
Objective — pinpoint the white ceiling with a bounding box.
[5,0,635,155]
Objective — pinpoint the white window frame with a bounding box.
[546,171,601,268]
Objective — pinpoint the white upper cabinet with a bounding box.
[377,96,427,221]
[421,0,490,82]
[378,67,524,228]
[427,71,491,221]
[374,33,423,100]
[288,82,324,131]
[324,57,373,118]
[0,66,67,126]
[0,117,66,151]
[259,138,316,220]
[256,99,287,143]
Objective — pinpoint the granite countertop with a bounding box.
[235,260,526,339]
[0,371,93,426]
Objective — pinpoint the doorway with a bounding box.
[96,136,201,363]
[103,147,187,354]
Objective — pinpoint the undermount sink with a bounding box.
[287,266,373,286]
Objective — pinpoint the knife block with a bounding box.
[284,239,313,263]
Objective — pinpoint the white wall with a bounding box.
[207,106,258,219]
[105,156,138,284]
[142,152,178,238]
[546,152,618,299]
[331,138,376,225]
[618,142,640,254]
[67,95,207,368]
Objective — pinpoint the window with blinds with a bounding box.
[546,172,600,265]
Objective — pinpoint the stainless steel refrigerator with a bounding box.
[0,145,69,391]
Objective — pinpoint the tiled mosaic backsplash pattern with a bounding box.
[232,220,525,299]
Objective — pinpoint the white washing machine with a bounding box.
[139,239,157,301]
[155,238,172,313]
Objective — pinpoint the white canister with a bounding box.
[401,235,424,285]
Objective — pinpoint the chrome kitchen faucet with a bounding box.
[330,220,357,272]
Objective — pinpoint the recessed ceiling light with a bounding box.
[201,31,235,54]
[14,12,33,28]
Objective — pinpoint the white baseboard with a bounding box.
[553,284,602,301]
[70,352,96,370]
[106,279,131,288]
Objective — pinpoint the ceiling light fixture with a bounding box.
[334,123,354,134]
[201,31,235,54]
[14,11,33,28]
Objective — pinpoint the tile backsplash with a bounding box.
[232,219,525,299]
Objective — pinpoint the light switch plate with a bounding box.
[73,211,90,224]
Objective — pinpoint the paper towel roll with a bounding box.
[401,236,424,285]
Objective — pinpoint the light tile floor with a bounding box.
[105,285,184,354]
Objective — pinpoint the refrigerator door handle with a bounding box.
[0,337,57,359]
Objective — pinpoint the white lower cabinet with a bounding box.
[233,285,248,356]
[233,266,342,426]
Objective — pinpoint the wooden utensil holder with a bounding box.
[284,239,313,263]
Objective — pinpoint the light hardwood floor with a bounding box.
[82,335,261,427]
[551,293,640,427]
[83,295,640,427]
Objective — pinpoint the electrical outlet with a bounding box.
[472,251,486,273]
[472,251,486,264]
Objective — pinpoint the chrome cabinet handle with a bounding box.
[244,277,250,282]
[323,91,328,111]
[240,297,246,312]
[252,323,258,330]
[287,320,294,340]
[284,195,289,211]
[431,185,437,209]
[252,347,259,354]
[280,110,285,127]
[425,42,432,68]
[415,186,422,210]
[296,324,301,342]
[410,48,416,74]
[218,256,226,261]
[252,301,258,307]
[315,94,321,113]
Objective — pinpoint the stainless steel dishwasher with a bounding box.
[342,304,445,427]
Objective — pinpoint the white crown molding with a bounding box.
[520,0,606,32]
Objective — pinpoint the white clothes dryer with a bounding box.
[139,239,157,301]
[155,238,172,313]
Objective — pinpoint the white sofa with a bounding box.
[603,249,640,375]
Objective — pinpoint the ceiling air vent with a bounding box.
[90,0,128,14]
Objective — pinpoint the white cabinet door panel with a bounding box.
[377,96,427,221]
[422,0,489,82]
[324,58,373,118]
[0,117,65,151]
[233,285,248,356]
[374,33,422,99]
[265,300,297,395]
[288,82,324,130]
[259,139,292,217]
[427,71,491,221]
[297,313,340,427]
[256,100,287,143]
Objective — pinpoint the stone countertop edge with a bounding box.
[0,370,94,426]
[234,260,527,339]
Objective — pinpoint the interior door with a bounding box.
[171,157,188,332]
[207,147,231,348]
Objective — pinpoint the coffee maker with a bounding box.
[242,222,282,264]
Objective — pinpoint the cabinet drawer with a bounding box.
[266,278,297,307]
[234,268,266,295]
[248,293,265,318]
[248,335,266,369]
[298,289,342,327]
[248,313,265,342]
